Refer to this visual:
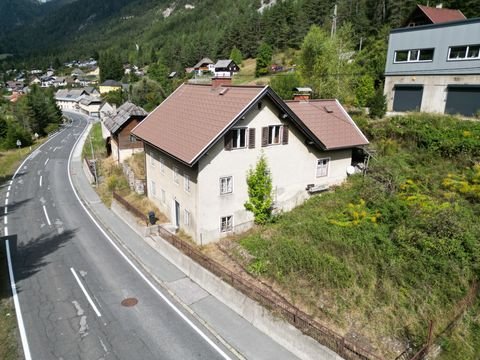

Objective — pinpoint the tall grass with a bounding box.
[235,114,480,359]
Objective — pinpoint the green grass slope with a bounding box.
[233,113,480,359]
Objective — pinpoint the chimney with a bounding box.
[212,76,232,88]
[292,87,313,101]
[293,94,310,101]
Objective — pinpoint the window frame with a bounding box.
[220,215,233,233]
[173,167,179,184]
[150,179,156,197]
[159,157,165,174]
[184,209,190,227]
[447,44,480,61]
[161,189,166,204]
[219,176,233,195]
[184,174,191,193]
[316,158,330,178]
[232,127,247,149]
[268,125,282,145]
[149,151,156,167]
[394,48,435,63]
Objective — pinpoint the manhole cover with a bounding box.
[121,298,138,307]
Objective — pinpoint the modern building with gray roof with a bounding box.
[384,15,480,116]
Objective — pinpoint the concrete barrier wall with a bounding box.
[150,234,343,360]
[110,195,343,360]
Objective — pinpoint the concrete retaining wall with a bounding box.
[149,233,343,360]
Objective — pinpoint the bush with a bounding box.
[368,87,386,119]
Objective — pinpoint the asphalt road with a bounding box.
[4,114,235,360]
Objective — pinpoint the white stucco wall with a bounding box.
[196,98,352,244]
[145,144,199,239]
[100,122,110,140]
[385,74,480,113]
[118,147,143,164]
[56,99,78,111]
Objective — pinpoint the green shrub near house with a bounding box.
[235,113,480,359]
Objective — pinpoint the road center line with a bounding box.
[44,158,49,166]
[4,216,7,225]
[5,198,8,206]
[4,227,7,236]
[4,206,7,214]
[42,205,51,226]
[5,239,32,360]
[70,267,102,317]
[6,191,9,198]
[7,185,11,191]
[39,176,43,187]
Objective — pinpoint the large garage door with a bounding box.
[393,85,423,112]
[445,86,480,117]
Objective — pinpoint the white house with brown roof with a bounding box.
[132,79,368,244]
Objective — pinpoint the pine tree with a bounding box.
[255,42,273,77]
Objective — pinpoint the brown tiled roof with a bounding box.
[104,101,147,134]
[132,83,267,164]
[417,5,466,24]
[285,99,369,150]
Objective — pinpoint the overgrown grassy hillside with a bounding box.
[232,113,480,359]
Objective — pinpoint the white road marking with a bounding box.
[5,239,32,360]
[3,123,68,360]
[6,191,9,198]
[42,205,51,226]
[67,122,233,360]
[4,206,7,214]
[44,158,49,166]
[7,185,11,191]
[4,216,7,225]
[70,267,102,317]
[39,176,43,187]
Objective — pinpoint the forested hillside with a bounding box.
[1,0,479,72]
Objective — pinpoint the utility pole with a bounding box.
[331,4,337,38]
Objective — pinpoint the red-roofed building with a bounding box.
[132,80,368,243]
[404,4,466,27]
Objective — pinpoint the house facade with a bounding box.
[78,96,102,117]
[103,102,147,163]
[55,89,86,111]
[132,81,368,244]
[99,80,122,94]
[214,59,240,77]
[384,17,480,116]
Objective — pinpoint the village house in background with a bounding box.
[384,5,480,116]
[55,87,100,113]
[132,79,368,244]
[102,101,148,163]
[99,79,122,94]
